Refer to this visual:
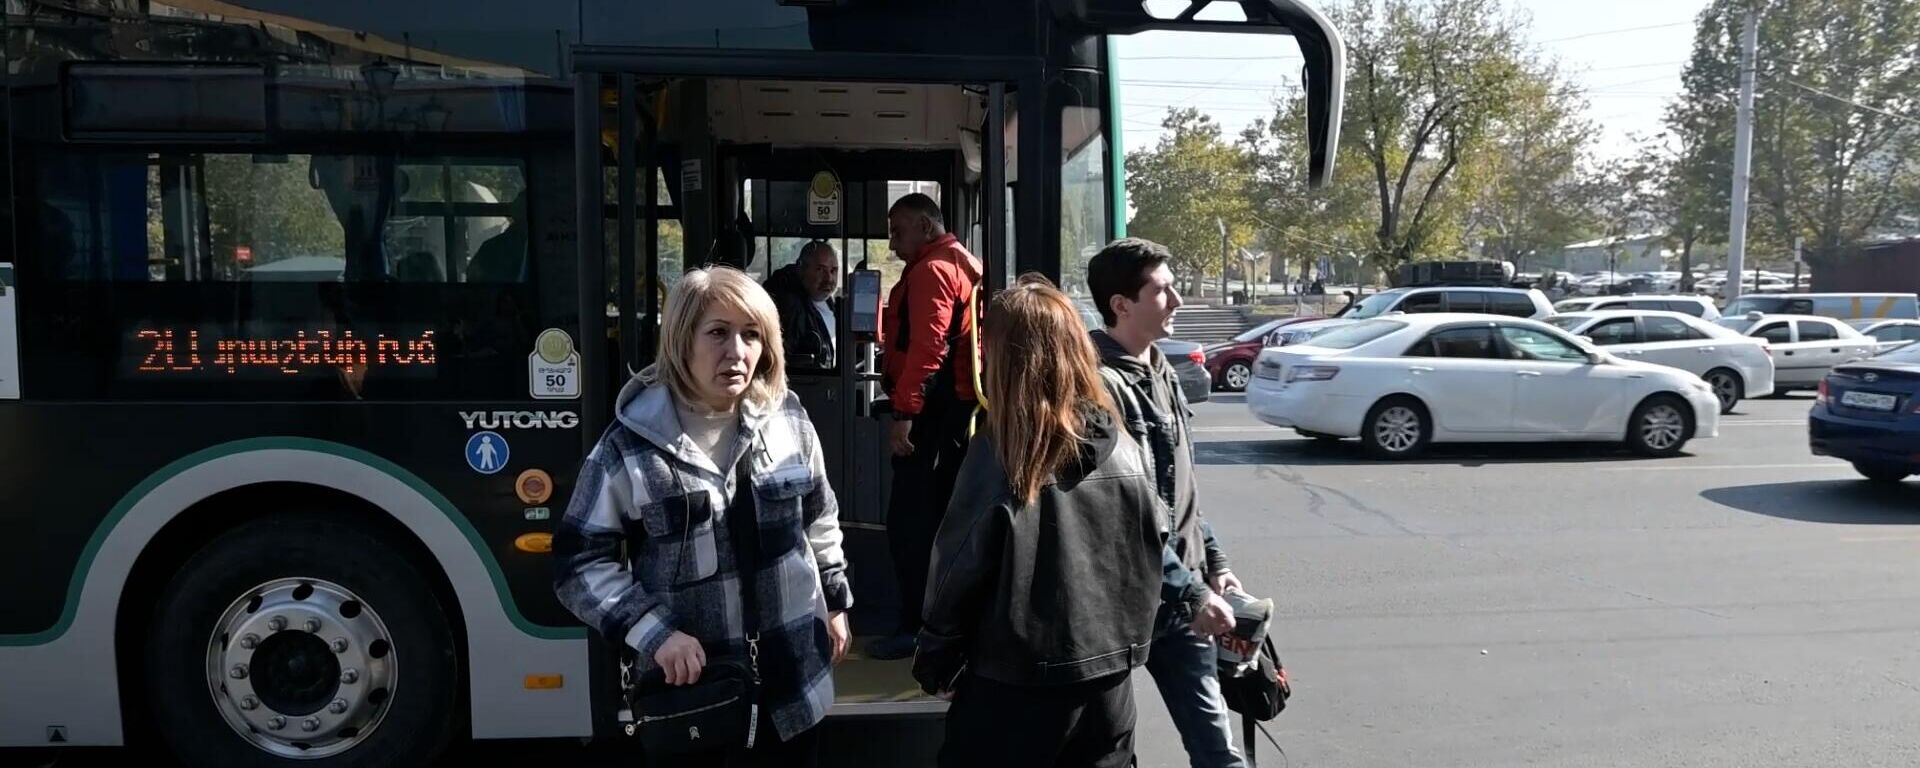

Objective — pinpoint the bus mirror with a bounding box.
[849,269,882,337]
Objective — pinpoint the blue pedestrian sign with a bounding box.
[465,431,509,475]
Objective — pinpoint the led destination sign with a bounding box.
[130,326,437,378]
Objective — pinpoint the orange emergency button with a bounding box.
[514,533,553,553]
[516,469,553,505]
[524,674,565,690]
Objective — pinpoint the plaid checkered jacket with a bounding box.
[553,374,853,742]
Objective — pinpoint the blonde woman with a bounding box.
[554,266,851,766]
[914,275,1167,768]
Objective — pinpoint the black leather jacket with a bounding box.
[764,262,836,370]
[913,409,1168,692]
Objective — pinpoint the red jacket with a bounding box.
[882,234,982,416]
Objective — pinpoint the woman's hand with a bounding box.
[655,632,706,685]
[827,611,852,665]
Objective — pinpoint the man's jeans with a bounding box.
[1146,605,1247,768]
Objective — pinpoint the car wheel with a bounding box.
[1853,462,1911,485]
[1360,397,1430,460]
[1223,361,1252,392]
[1703,368,1742,414]
[145,515,462,767]
[1626,395,1692,457]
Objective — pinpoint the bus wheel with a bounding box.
[144,516,460,767]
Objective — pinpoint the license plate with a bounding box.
[1841,390,1898,411]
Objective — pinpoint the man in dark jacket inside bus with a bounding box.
[765,240,840,370]
[1088,237,1249,768]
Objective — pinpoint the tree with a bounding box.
[1241,99,1379,285]
[1464,69,1598,272]
[1672,0,1920,269]
[1125,108,1258,295]
[1338,0,1533,267]
[1587,149,1664,276]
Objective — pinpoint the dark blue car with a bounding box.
[1810,343,1920,483]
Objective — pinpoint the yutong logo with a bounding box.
[461,410,580,430]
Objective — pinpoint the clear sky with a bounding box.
[1113,0,1711,162]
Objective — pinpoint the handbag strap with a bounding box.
[724,455,762,680]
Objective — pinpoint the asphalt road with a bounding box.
[30,393,1920,768]
[1131,391,1920,768]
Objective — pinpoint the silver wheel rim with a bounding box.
[1374,406,1422,453]
[1640,404,1686,450]
[1708,373,1738,410]
[1226,364,1250,389]
[206,578,396,759]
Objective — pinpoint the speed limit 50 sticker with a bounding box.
[530,328,580,400]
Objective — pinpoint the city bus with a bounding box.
[0,0,1342,764]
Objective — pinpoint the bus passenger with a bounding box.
[764,240,840,370]
[869,192,984,661]
[914,275,1165,768]
[552,266,853,766]
[1089,238,1249,768]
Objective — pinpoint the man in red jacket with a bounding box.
[868,192,983,660]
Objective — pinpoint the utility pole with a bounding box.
[1725,9,1759,302]
[1792,236,1803,289]
[1216,217,1228,305]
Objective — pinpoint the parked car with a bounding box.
[1810,341,1920,483]
[1716,313,1878,391]
[1340,286,1554,321]
[1202,317,1319,392]
[1266,317,1355,347]
[1246,314,1721,459]
[1156,338,1211,405]
[1075,304,1209,404]
[1722,293,1920,322]
[1551,295,1722,321]
[1546,310,1773,414]
[1848,319,1920,354]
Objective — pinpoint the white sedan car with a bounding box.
[1715,313,1878,390]
[1546,310,1775,414]
[1247,314,1722,459]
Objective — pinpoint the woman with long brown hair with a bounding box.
[913,274,1167,768]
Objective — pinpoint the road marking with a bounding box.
[1840,534,1920,543]
[1599,462,1852,472]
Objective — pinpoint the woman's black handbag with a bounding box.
[618,460,764,754]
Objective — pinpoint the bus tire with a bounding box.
[144,514,461,767]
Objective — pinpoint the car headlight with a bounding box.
[1685,378,1712,393]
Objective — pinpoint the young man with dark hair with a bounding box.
[1087,237,1249,768]
[868,192,983,660]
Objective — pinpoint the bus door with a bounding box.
[571,49,1043,737]
[729,149,960,621]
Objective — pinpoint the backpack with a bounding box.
[1220,636,1291,767]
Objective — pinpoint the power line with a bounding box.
[1580,60,1687,73]
[1121,80,1302,93]
[1537,21,1693,44]
[1773,78,1920,126]
[1122,54,1304,62]
[1586,75,1680,92]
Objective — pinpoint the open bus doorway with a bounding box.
[575,54,1038,759]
